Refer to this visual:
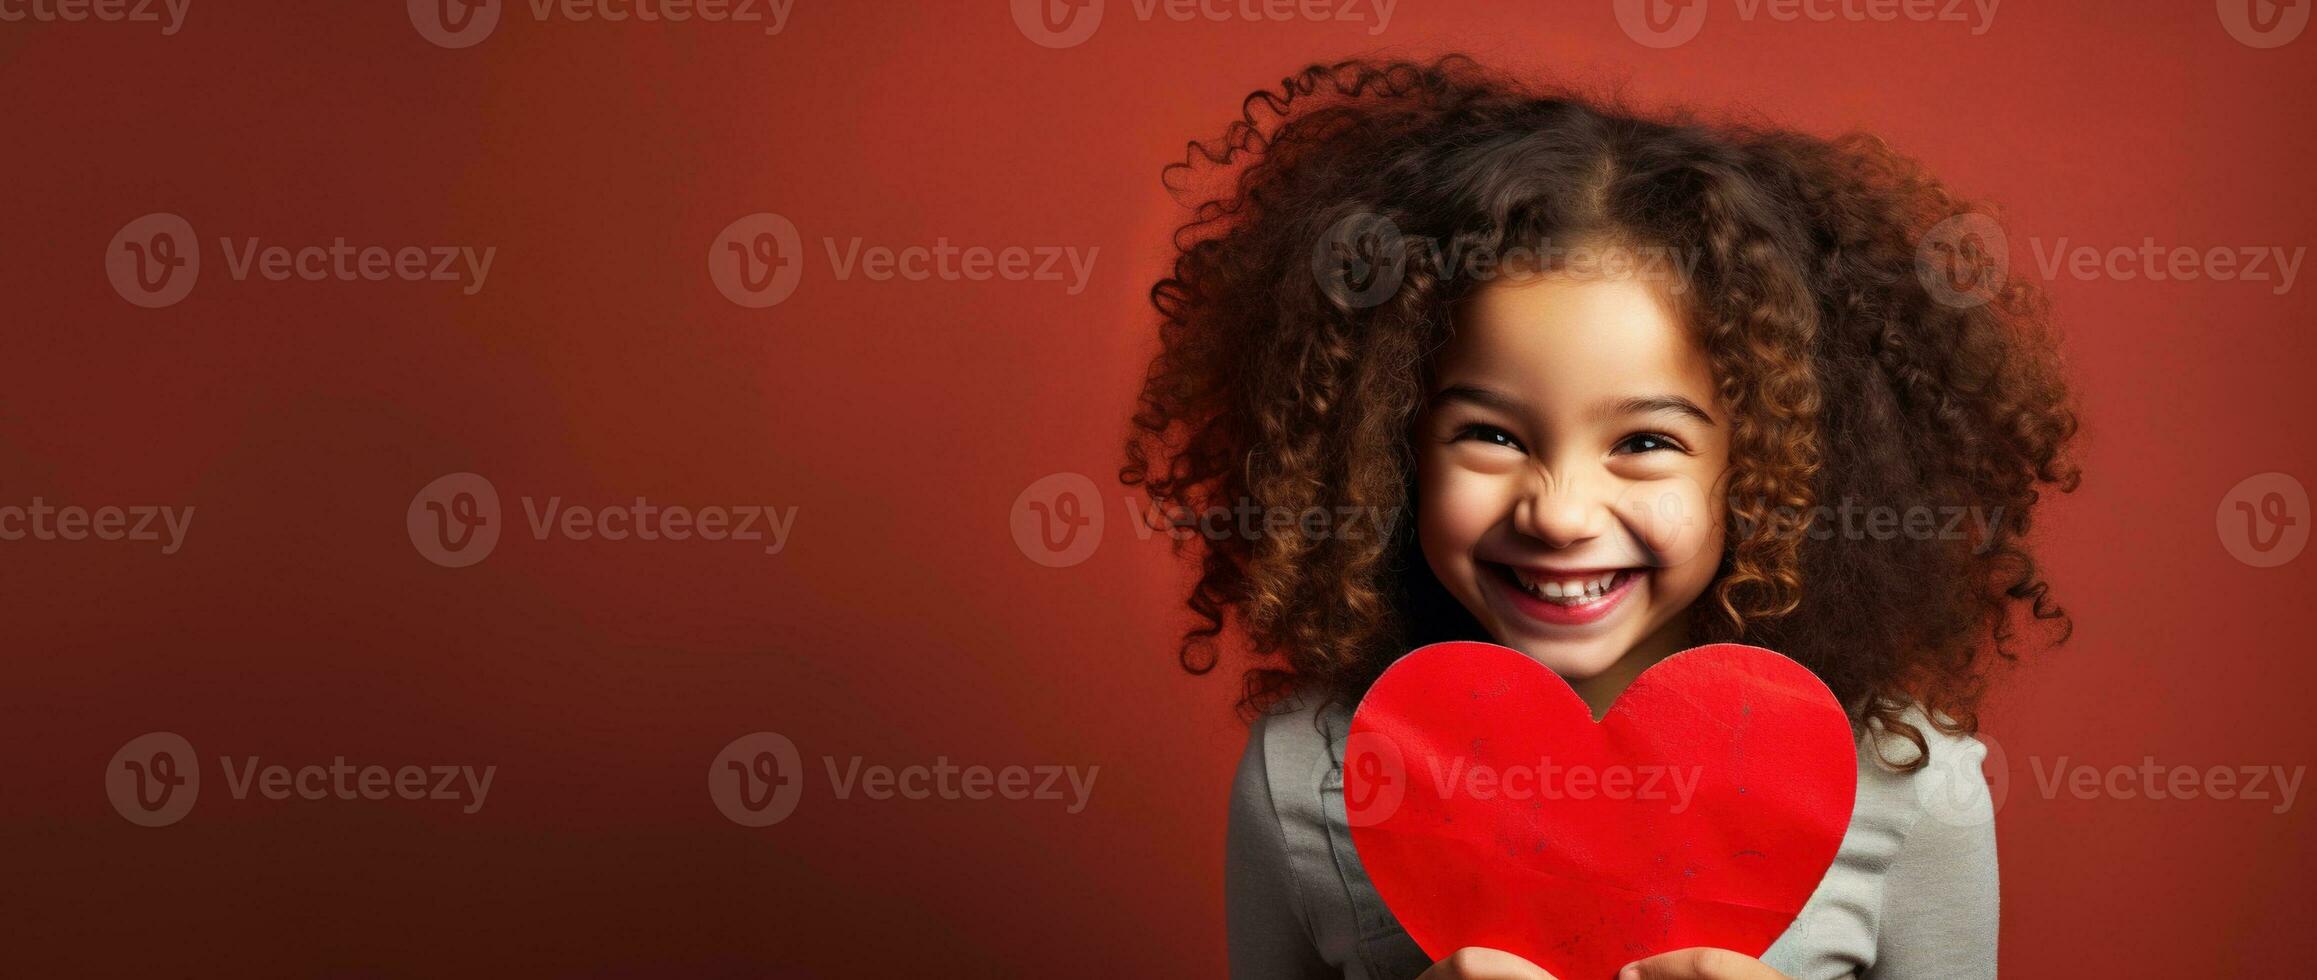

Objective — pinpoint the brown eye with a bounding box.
[1614,432,1685,455]
[1455,423,1526,452]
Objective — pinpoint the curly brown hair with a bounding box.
[1119,56,2081,769]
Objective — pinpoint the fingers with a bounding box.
[1417,946,1562,980]
[1620,947,1787,980]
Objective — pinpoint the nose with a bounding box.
[1511,464,1613,550]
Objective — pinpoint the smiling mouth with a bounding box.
[1490,565,1637,605]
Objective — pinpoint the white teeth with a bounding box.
[1506,568,1622,604]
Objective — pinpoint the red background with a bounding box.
[5,1,2313,975]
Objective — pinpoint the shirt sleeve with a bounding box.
[1867,734,1999,979]
[1226,711,1336,980]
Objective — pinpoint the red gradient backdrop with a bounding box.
[4,1,2312,975]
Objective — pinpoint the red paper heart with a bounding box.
[1345,641,1857,979]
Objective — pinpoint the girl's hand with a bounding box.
[1618,948,1791,980]
[1416,947,1560,980]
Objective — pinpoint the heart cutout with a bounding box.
[1345,641,1858,978]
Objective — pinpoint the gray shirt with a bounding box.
[1225,691,1998,979]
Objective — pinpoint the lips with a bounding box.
[1487,563,1640,627]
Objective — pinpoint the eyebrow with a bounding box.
[1611,395,1718,427]
[1430,384,1718,427]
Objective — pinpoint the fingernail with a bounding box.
[1618,967,1641,980]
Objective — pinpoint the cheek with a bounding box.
[1613,472,1722,573]
[1415,457,1504,576]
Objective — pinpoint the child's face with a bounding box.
[1415,264,1728,703]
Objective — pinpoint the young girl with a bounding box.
[1122,57,2081,980]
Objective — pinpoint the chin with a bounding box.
[1495,634,1629,682]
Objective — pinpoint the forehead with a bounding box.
[1436,272,1714,405]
